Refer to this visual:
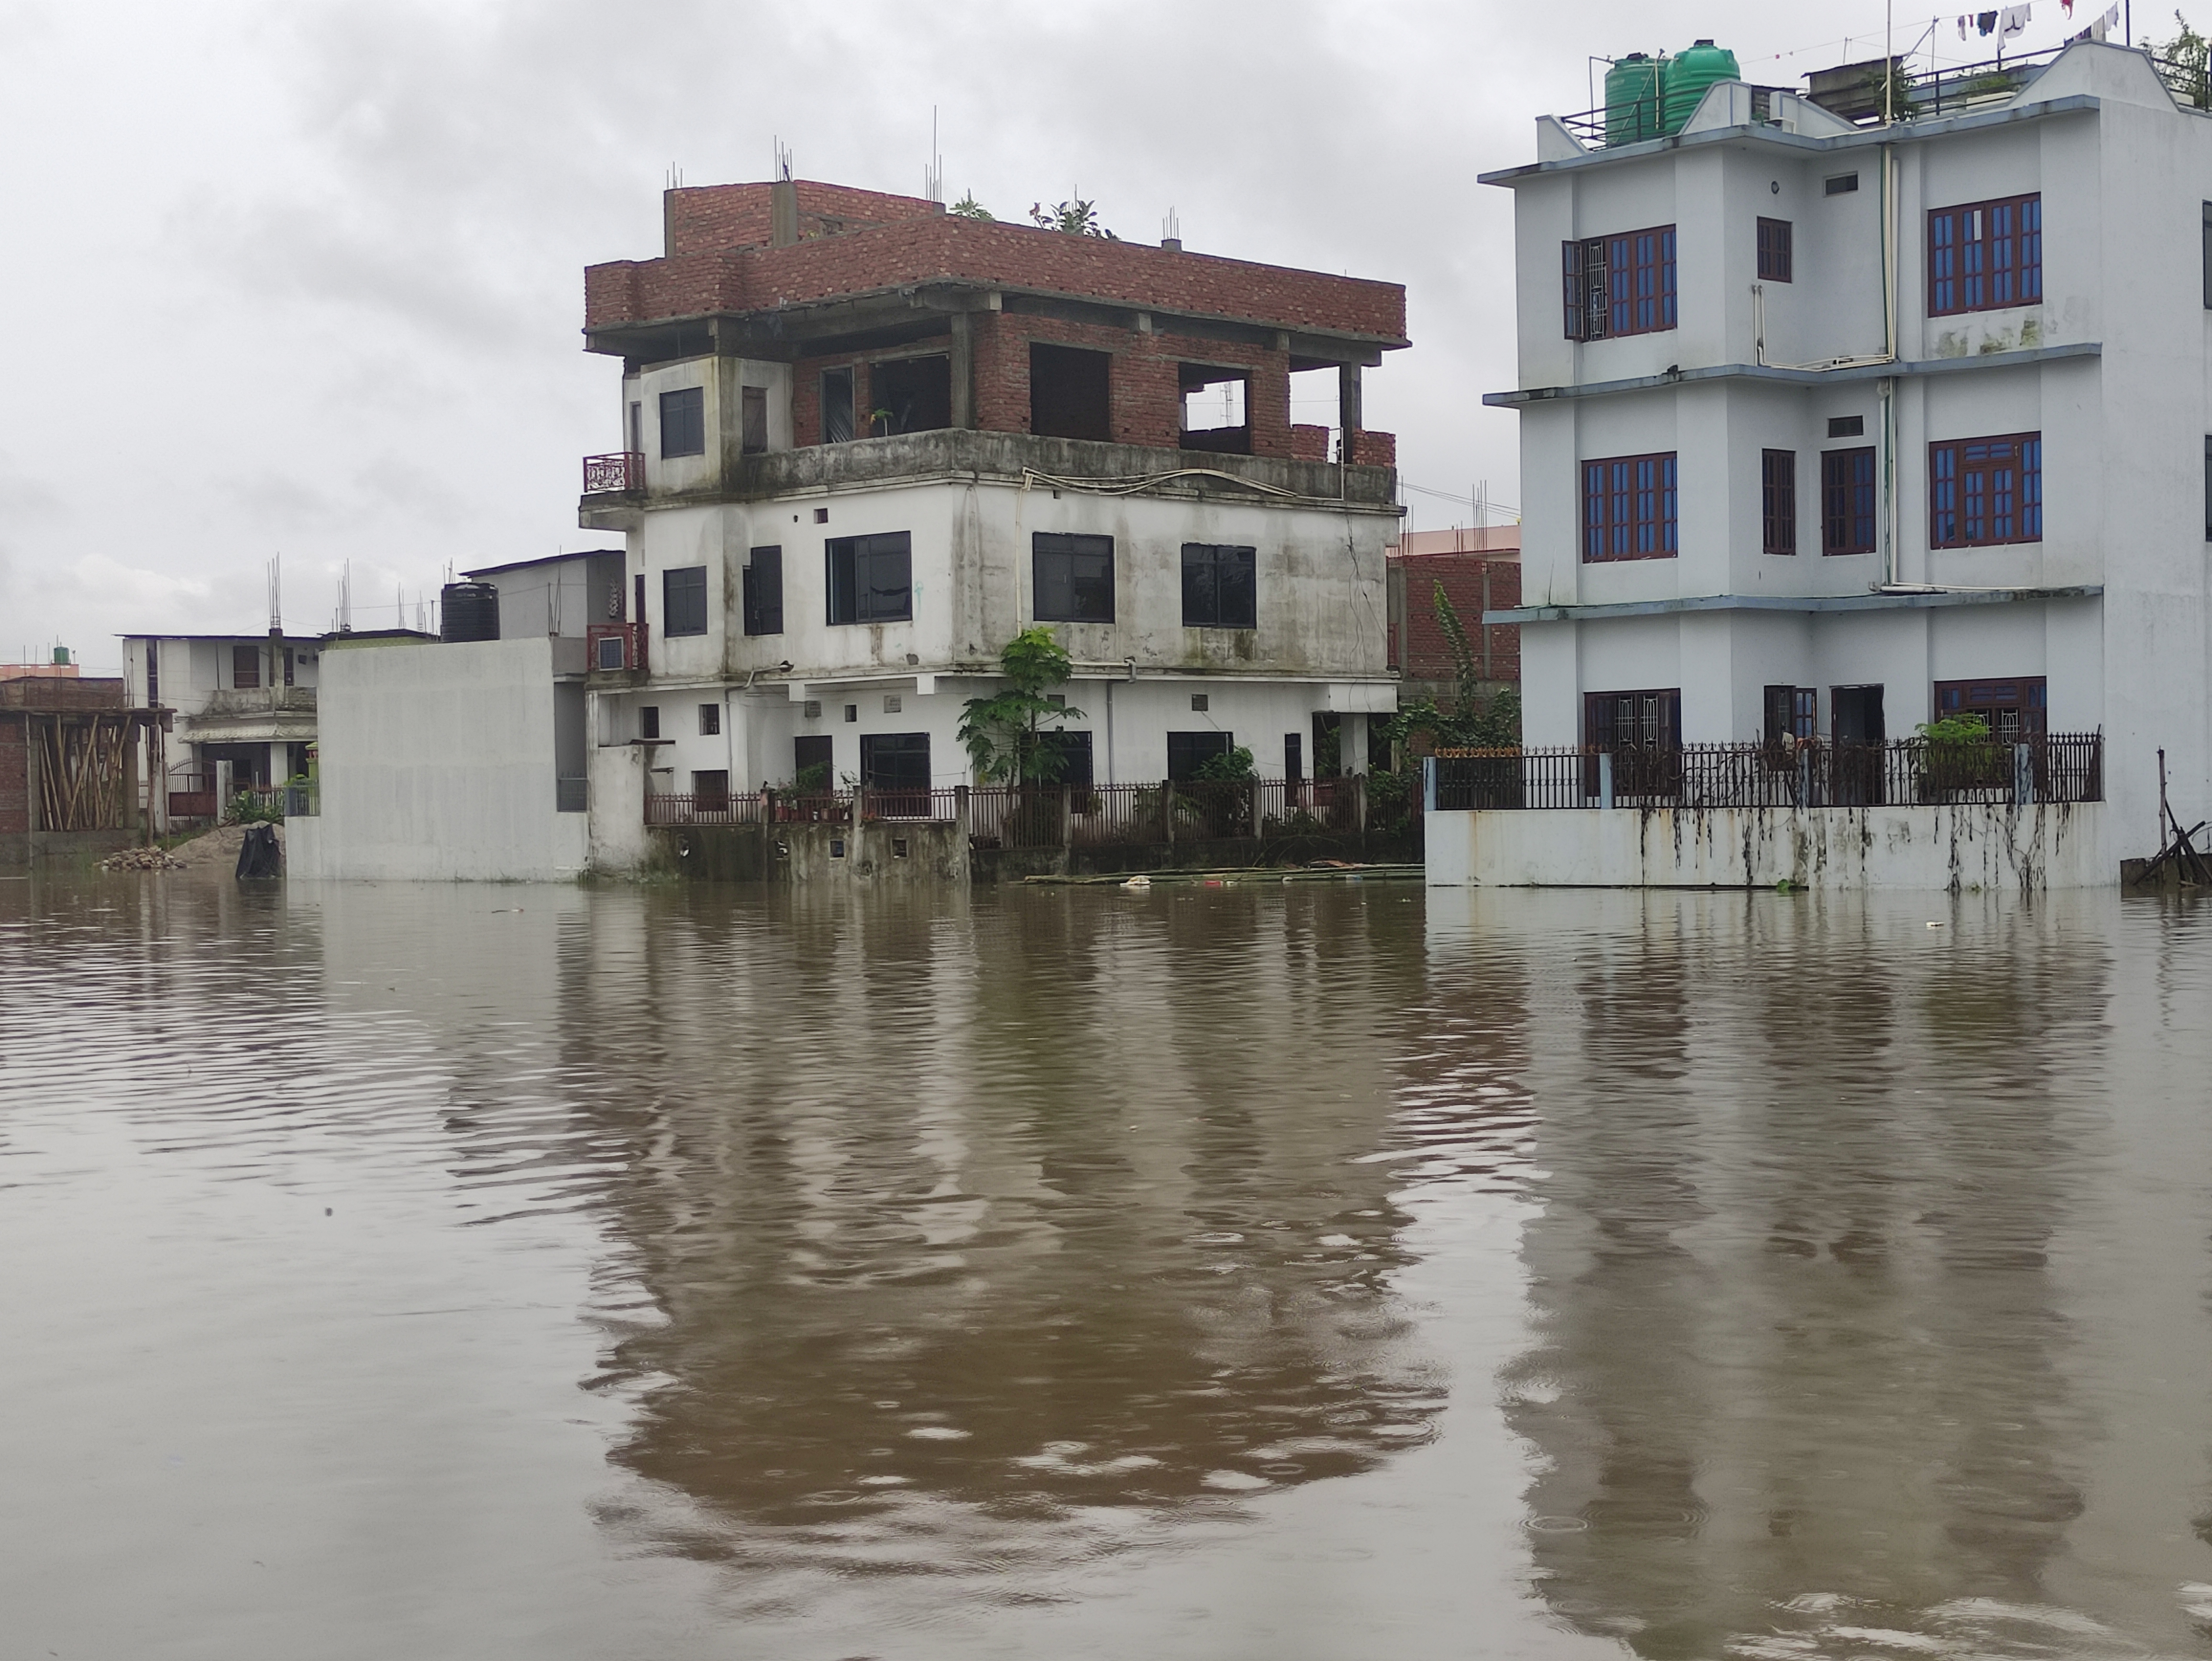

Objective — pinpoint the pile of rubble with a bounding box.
[99,846,186,872]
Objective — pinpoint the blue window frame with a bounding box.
[1928,194,2042,317]
[1930,433,2041,547]
[1582,452,1679,562]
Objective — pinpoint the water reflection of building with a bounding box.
[1485,892,2111,1658]
[544,886,1448,1565]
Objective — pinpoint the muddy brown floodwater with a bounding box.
[5,872,2212,1659]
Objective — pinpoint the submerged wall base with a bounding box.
[1427,803,2113,891]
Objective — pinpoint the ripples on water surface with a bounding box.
[4,873,2212,1659]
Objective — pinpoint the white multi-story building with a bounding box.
[571,178,1406,871]
[1468,40,2212,884]
[118,631,325,819]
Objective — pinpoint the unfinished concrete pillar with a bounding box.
[949,312,974,429]
[1338,363,1364,452]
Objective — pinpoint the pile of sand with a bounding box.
[159,822,286,872]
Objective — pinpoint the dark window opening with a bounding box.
[861,731,932,816]
[741,385,768,455]
[1561,224,1677,341]
[232,642,261,690]
[639,706,661,740]
[1180,364,1251,455]
[2203,203,2212,309]
[698,703,720,736]
[2204,435,2212,540]
[200,742,270,789]
[868,355,951,436]
[1051,729,1095,790]
[821,367,855,444]
[1832,684,1886,745]
[663,565,708,636]
[1825,173,1859,195]
[827,532,913,624]
[1030,344,1113,441]
[1822,447,1878,554]
[1167,731,1232,781]
[1757,216,1793,282]
[1929,432,2041,547]
[1934,675,2047,739]
[1032,532,1115,623]
[743,545,784,636]
[793,734,834,792]
[1762,449,1796,555]
[1827,415,1865,438]
[1284,731,1304,782]
[145,646,158,705]
[1312,711,1343,777]
[1927,194,2042,317]
[282,647,296,687]
[659,387,705,458]
[1763,684,1819,747]
[1181,543,1257,629]
[1582,452,1679,561]
[692,769,729,810]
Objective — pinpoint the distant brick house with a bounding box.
[1386,528,1521,710]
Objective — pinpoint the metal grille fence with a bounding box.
[1434,735,2102,811]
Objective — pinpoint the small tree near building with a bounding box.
[959,627,1084,784]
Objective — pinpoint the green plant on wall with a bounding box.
[949,191,994,220]
[2157,11,2211,105]
[1028,197,1118,239]
[959,627,1084,785]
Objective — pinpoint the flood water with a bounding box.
[6,872,2212,1660]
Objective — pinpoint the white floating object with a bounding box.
[1122,875,1152,890]
[1927,920,1945,929]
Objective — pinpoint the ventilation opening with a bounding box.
[1180,365,1250,455]
[1030,343,1113,441]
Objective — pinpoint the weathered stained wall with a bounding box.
[1427,801,2111,890]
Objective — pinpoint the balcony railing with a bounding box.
[582,451,644,494]
[585,621,647,674]
[1432,734,2103,811]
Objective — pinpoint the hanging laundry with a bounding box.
[1959,13,1972,37]
[2090,0,2118,38]
[1999,3,2032,40]
[2061,0,2073,14]
[1977,11,1999,36]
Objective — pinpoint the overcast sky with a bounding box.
[1,0,2118,670]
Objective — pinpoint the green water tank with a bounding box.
[1662,38,1740,134]
[1604,53,1666,146]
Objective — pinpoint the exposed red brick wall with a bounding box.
[1348,430,1396,467]
[1291,424,1330,461]
[0,714,26,835]
[786,313,1312,458]
[0,676,126,713]
[1395,554,1521,687]
[664,180,943,256]
[588,214,1406,346]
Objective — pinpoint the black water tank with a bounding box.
[440,581,500,642]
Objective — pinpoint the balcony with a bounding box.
[582,451,644,495]
[578,429,1399,532]
[199,686,317,719]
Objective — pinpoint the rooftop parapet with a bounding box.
[585,186,1407,365]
